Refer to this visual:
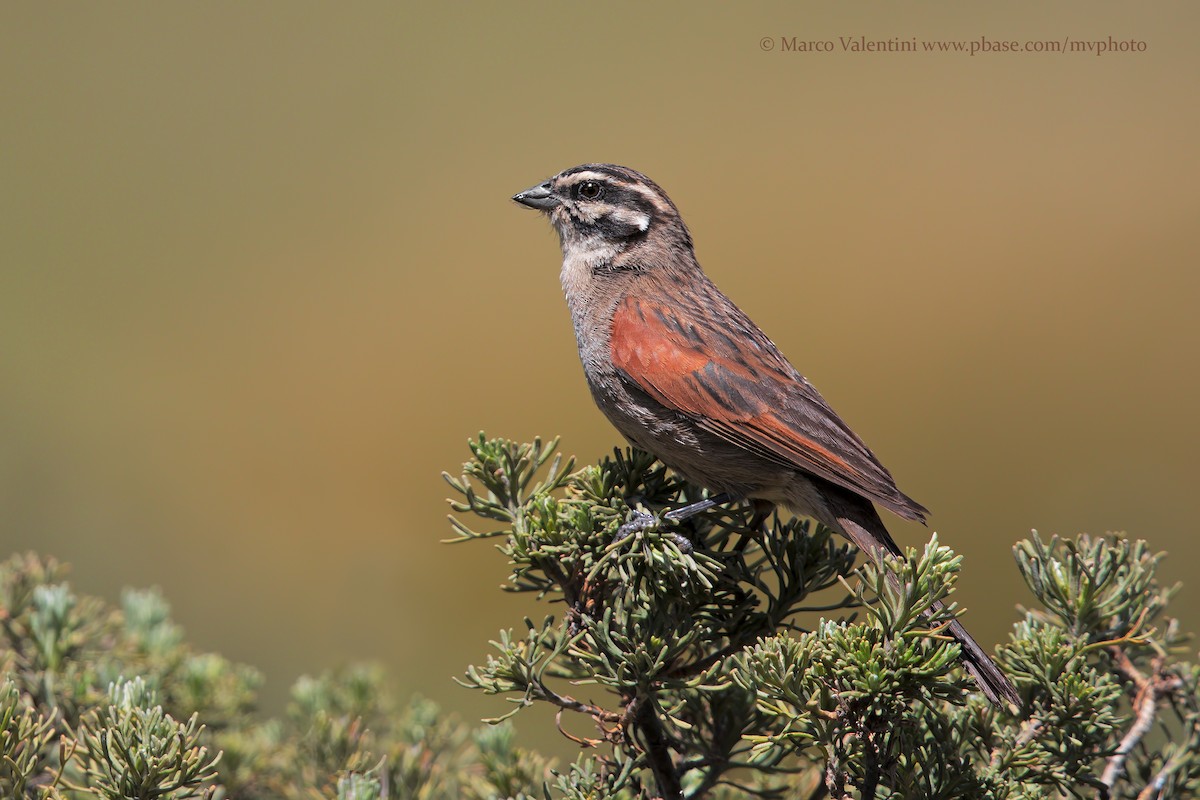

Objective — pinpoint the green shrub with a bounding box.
[2,434,1197,799]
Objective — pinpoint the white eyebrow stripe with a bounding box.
[623,182,670,214]
[559,169,673,216]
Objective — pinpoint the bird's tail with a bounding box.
[824,489,1020,709]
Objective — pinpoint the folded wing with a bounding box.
[609,291,928,522]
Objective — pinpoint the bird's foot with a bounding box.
[619,510,657,542]
[614,509,658,541]
[613,510,693,553]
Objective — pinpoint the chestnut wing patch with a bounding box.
[609,295,926,522]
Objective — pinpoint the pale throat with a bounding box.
[558,232,623,341]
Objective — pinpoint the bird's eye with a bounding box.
[576,181,603,201]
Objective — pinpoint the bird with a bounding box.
[511,163,1019,707]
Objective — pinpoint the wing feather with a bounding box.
[609,291,927,522]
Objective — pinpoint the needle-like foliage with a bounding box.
[2,435,1199,800]
[446,435,1200,800]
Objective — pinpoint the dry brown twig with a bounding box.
[1099,649,1184,796]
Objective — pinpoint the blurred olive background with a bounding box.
[2,1,1197,746]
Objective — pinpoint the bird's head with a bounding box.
[512,164,692,267]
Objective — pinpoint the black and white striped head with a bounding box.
[512,164,691,253]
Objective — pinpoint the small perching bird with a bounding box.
[512,163,1019,707]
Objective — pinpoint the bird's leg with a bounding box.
[663,493,735,523]
[614,493,736,552]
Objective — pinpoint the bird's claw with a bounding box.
[613,511,693,553]
[614,510,659,542]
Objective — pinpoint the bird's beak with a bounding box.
[512,182,560,210]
